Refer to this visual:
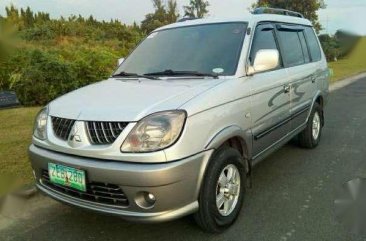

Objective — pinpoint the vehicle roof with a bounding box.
[156,13,313,32]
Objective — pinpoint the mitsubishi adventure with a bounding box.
[29,8,329,233]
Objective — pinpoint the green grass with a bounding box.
[329,37,366,82]
[0,107,40,193]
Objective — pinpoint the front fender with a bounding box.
[205,125,252,160]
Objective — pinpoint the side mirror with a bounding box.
[117,58,125,66]
[247,49,279,76]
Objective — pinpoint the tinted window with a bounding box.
[278,30,305,67]
[115,23,247,76]
[298,32,310,63]
[304,27,322,62]
[249,25,279,65]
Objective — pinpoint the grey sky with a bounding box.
[0,0,365,35]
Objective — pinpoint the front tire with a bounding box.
[194,147,246,233]
[298,102,323,148]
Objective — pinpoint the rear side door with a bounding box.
[304,26,326,93]
[249,23,291,157]
[276,24,317,132]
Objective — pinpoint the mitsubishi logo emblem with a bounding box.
[69,125,82,142]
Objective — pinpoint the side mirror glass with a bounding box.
[248,49,279,75]
[117,58,125,66]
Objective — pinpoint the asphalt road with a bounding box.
[1,77,366,241]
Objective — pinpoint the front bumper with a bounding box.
[29,144,212,222]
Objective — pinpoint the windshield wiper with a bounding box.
[112,71,160,80]
[144,70,219,79]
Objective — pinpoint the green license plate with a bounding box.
[48,163,86,192]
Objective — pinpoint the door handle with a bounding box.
[284,84,290,93]
[311,76,316,83]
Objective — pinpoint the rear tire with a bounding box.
[194,147,246,233]
[298,102,323,148]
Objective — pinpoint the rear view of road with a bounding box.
[1,77,366,241]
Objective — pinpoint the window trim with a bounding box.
[276,24,305,32]
[246,21,316,75]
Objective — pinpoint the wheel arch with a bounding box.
[205,125,252,175]
[315,95,324,108]
[307,91,325,124]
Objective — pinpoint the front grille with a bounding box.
[86,121,128,145]
[51,117,76,140]
[41,170,129,207]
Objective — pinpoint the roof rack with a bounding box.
[252,7,304,18]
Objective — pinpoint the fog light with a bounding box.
[147,193,156,203]
[135,191,156,209]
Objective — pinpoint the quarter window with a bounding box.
[298,32,310,63]
[304,27,322,62]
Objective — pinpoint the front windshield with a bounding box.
[114,22,247,77]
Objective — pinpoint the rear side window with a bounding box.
[304,27,322,62]
[277,30,305,67]
[249,24,279,66]
[298,32,310,63]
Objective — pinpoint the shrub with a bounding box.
[8,49,77,105]
[319,31,361,61]
[0,5,145,106]
[22,24,55,40]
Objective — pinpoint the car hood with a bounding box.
[48,78,224,121]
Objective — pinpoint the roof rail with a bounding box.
[252,7,304,18]
[177,17,199,23]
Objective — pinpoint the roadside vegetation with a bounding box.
[328,37,366,82]
[319,31,361,62]
[0,6,145,106]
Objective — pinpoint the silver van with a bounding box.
[29,8,329,233]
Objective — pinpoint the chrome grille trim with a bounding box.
[51,117,76,140]
[86,121,128,145]
[109,123,117,138]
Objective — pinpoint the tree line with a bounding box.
[0,1,360,106]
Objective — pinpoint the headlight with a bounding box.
[121,110,186,153]
[33,107,48,140]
